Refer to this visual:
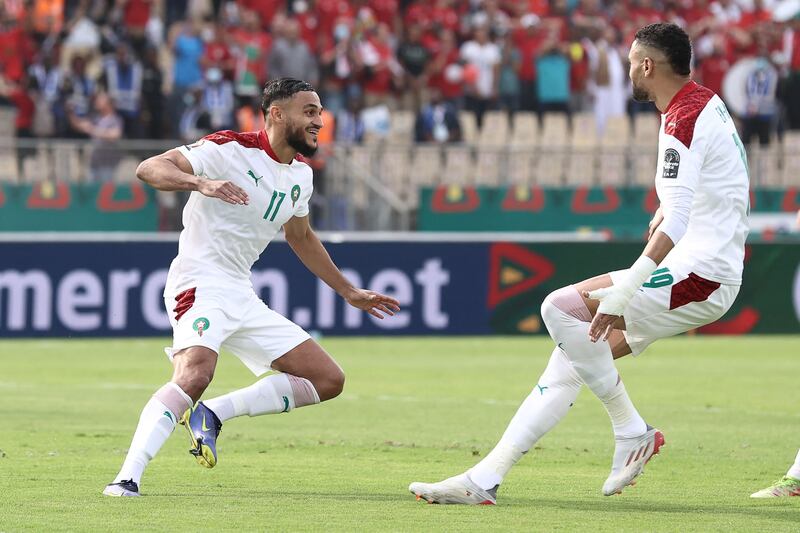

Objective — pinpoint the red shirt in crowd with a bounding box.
[238,0,285,28]
[699,54,731,95]
[10,87,34,131]
[123,0,151,30]
[0,25,33,82]
[369,0,398,27]
[316,0,355,37]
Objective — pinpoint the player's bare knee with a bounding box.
[317,368,345,402]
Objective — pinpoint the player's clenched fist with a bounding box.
[198,178,249,205]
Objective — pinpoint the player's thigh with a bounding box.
[615,269,737,356]
[222,297,314,376]
[271,339,344,390]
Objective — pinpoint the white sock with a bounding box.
[541,292,647,439]
[787,448,800,480]
[203,373,320,423]
[113,383,193,485]
[469,348,582,490]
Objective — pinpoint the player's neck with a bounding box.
[654,77,693,113]
[265,128,297,164]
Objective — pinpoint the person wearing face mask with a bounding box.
[267,18,319,86]
[203,67,235,131]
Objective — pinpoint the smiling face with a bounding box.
[280,90,324,157]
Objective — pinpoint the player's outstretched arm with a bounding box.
[136,149,249,205]
[283,215,401,319]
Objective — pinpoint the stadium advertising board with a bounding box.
[0,239,798,337]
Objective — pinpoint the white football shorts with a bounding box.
[610,262,739,356]
[163,285,311,376]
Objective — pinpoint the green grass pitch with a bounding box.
[1,336,798,531]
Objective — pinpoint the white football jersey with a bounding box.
[165,130,313,295]
[656,81,749,285]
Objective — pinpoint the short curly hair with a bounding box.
[261,78,316,118]
[634,23,692,76]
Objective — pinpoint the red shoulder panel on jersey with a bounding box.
[202,130,262,150]
[662,81,715,149]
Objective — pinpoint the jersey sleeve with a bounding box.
[656,116,710,244]
[176,138,229,180]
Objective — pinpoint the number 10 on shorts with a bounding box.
[263,191,286,221]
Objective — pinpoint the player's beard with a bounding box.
[631,81,652,103]
[286,122,318,157]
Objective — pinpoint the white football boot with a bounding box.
[602,426,665,496]
[409,473,497,505]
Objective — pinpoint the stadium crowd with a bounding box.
[0,0,799,148]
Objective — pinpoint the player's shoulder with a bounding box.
[201,130,262,149]
[291,155,314,181]
[663,82,717,149]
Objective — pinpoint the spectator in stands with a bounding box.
[336,95,365,143]
[460,24,500,129]
[535,26,571,120]
[117,0,153,56]
[57,54,95,138]
[472,0,511,38]
[31,0,64,43]
[586,25,627,135]
[178,86,212,142]
[68,92,123,181]
[318,17,358,114]
[268,18,319,85]
[0,6,34,84]
[141,45,164,140]
[414,88,461,143]
[168,18,205,136]
[203,66,235,130]
[741,44,780,146]
[697,34,731,96]
[426,28,463,108]
[0,73,35,138]
[514,14,543,113]
[498,32,521,115]
[101,43,143,138]
[202,21,235,80]
[357,23,401,109]
[231,9,271,100]
[397,23,430,109]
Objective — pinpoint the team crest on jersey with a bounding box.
[291,185,301,207]
[192,317,210,337]
[663,148,680,179]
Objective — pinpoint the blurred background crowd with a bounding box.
[0,0,799,234]
[1,0,799,145]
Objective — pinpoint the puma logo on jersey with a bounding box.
[247,170,262,187]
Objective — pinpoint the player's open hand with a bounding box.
[198,178,249,205]
[344,288,401,319]
[583,287,623,343]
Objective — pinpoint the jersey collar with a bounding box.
[663,80,698,115]
[259,129,293,165]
